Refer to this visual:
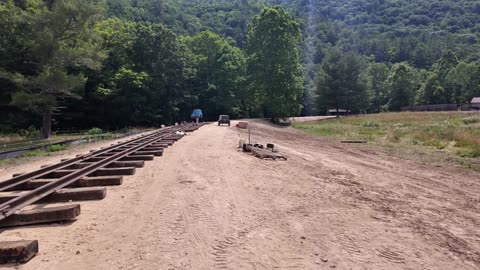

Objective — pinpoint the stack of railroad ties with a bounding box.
[0,123,206,264]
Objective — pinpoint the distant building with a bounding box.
[401,104,458,112]
[326,109,351,116]
[472,97,480,110]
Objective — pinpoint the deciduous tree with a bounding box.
[181,31,246,119]
[386,62,418,111]
[2,0,105,138]
[367,62,390,112]
[245,6,304,122]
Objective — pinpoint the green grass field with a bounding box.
[294,112,480,170]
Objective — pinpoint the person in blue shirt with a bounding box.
[191,109,203,125]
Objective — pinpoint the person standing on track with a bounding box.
[191,109,203,125]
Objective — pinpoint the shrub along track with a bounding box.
[0,123,205,263]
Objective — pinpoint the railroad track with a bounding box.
[0,123,205,264]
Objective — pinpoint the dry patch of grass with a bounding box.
[293,112,480,170]
[0,134,25,144]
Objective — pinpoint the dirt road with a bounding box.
[1,119,480,269]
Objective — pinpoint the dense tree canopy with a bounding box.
[181,31,247,119]
[316,49,368,115]
[246,6,304,121]
[88,19,191,128]
[1,0,104,137]
[367,63,390,113]
[386,62,418,111]
[1,0,480,136]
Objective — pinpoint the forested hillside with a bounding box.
[106,0,266,47]
[106,0,480,63]
[1,0,480,138]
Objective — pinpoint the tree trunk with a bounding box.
[41,111,52,139]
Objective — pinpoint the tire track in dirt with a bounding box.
[190,201,222,232]
[211,236,237,269]
[242,120,480,269]
[170,212,188,239]
[376,246,406,264]
[335,233,371,263]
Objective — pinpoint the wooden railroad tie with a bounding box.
[0,204,81,228]
[0,240,39,264]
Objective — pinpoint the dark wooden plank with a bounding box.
[131,150,163,157]
[0,204,81,228]
[0,240,39,264]
[119,155,154,161]
[38,187,106,203]
[149,143,169,148]
[5,176,123,191]
[65,163,94,169]
[0,188,105,204]
[141,147,165,151]
[107,161,144,168]
[341,140,368,144]
[46,170,76,178]
[89,167,135,176]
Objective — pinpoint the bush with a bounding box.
[17,126,40,139]
[22,144,68,157]
[22,149,48,157]
[87,128,103,136]
[100,133,115,139]
[47,144,67,152]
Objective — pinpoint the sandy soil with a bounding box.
[1,118,480,270]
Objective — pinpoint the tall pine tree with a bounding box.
[316,49,368,115]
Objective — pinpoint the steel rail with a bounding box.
[0,124,194,220]
[0,126,178,192]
